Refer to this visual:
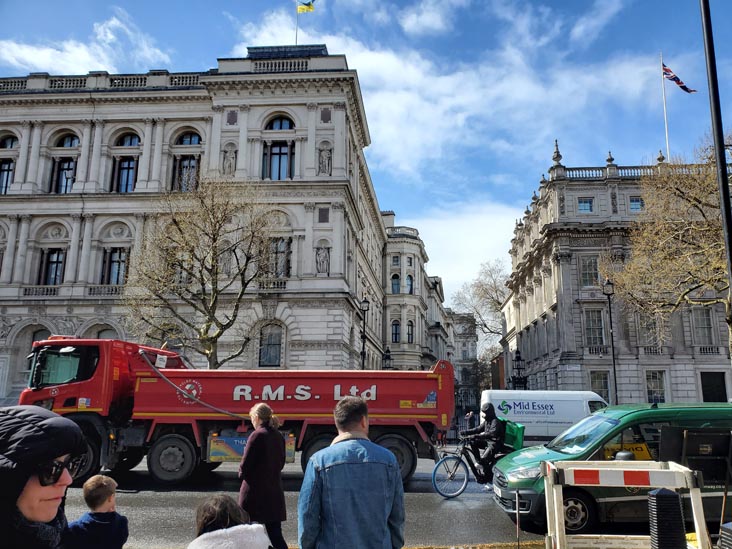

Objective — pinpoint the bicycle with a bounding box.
[431,436,491,498]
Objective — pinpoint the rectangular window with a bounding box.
[391,321,400,343]
[407,321,414,344]
[590,371,610,403]
[693,308,714,345]
[100,248,128,285]
[38,248,65,286]
[638,314,661,346]
[461,349,468,360]
[579,256,599,287]
[0,159,14,194]
[318,207,329,223]
[52,158,76,194]
[645,370,666,403]
[113,157,137,193]
[392,255,400,266]
[172,155,199,191]
[268,238,292,278]
[584,309,604,346]
[577,197,594,213]
[407,256,413,266]
[629,196,645,213]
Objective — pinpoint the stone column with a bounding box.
[236,105,250,178]
[13,121,31,186]
[23,121,43,190]
[208,106,224,175]
[333,102,346,178]
[63,214,82,283]
[150,118,165,190]
[304,203,315,276]
[75,120,92,185]
[293,138,302,179]
[11,215,31,283]
[77,214,94,283]
[553,250,576,355]
[87,120,104,191]
[0,215,19,283]
[332,202,345,276]
[306,103,317,177]
[137,118,154,188]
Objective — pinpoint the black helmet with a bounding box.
[481,401,493,414]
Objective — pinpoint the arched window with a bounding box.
[266,117,294,130]
[407,321,414,343]
[171,131,202,191]
[111,132,141,193]
[406,275,413,295]
[262,116,295,181]
[0,135,18,195]
[259,324,283,367]
[391,274,400,294]
[50,133,79,194]
[391,320,401,343]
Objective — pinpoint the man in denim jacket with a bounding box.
[298,396,405,549]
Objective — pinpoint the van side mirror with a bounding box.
[614,450,635,461]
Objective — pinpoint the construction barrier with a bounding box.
[542,460,712,549]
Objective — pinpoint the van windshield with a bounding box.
[546,414,620,455]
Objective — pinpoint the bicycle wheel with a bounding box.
[432,455,469,498]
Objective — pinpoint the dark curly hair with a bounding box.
[195,494,250,536]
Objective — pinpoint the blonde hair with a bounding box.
[250,403,281,429]
[83,474,117,510]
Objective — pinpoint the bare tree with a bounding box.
[124,179,276,369]
[606,143,732,353]
[452,259,510,349]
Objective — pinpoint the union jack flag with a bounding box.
[663,63,696,94]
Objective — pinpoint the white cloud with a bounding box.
[570,0,625,46]
[398,0,472,36]
[401,200,519,304]
[0,7,169,75]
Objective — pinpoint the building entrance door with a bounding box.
[701,371,728,402]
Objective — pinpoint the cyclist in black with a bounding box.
[459,402,505,486]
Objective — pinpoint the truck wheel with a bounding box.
[563,489,598,534]
[110,448,145,473]
[300,434,334,472]
[147,434,198,484]
[73,427,102,485]
[375,434,417,482]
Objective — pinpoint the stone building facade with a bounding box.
[0,45,468,401]
[501,143,730,404]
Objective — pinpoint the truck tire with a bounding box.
[563,489,598,534]
[375,434,417,482]
[73,426,102,485]
[110,448,145,473]
[147,434,198,484]
[300,434,335,472]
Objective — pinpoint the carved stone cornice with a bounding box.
[307,103,318,111]
[239,104,250,112]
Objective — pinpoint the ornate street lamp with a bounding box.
[602,278,619,405]
[359,297,370,370]
[382,347,393,370]
[511,349,528,390]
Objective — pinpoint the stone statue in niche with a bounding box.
[223,147,237,176]
[611,191,618,214]
[315,247,330,274]
[318,147,332,176]
[558,191,565,215]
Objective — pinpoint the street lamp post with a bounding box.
[602,278,619,405]
[511,350,528,390]
[359,297,370,370]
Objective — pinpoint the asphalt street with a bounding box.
[63,457,544,548]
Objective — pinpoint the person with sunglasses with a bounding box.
[0,405,86,549]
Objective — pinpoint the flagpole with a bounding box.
[295,6,299,45]
[661,52,671,159]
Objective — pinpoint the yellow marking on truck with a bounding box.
[54,407,103,413]
[140,378,158,382]
[132,412,437,420]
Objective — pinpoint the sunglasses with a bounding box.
[37,455,84,486]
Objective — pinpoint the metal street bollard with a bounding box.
[648,487,686,549]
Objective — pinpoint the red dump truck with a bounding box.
[18,337,454,484]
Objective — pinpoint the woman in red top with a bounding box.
[238,403,287,549]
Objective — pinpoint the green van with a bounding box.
[492,403,732,533]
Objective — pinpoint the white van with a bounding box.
[480,390,607,446]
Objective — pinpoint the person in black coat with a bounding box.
[238,403,287,549]
[460,402,506,483]
[0,405,86,549]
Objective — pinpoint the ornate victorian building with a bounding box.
[501,143,730,404]
[0,45,469,402]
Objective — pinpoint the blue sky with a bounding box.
[1,0,730,304]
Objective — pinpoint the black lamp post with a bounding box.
[382,347,393,370]
[359,297,370,370]
[602,278,619,405]
[511,350,528,390]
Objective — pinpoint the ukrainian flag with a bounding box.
[297,1,315,13]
